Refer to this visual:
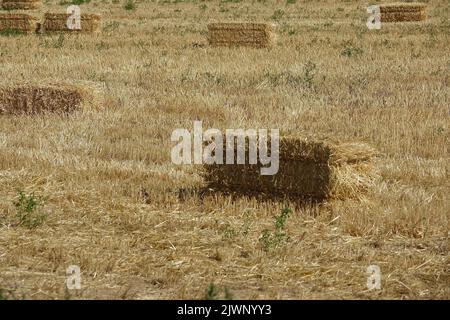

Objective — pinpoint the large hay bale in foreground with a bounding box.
[1,0,42,10]
[0,13,37,34]
[0,82,103,115]
[42,13,101,33]
[202,137,378,201]
[379,2,427,22]
[207,23,275,48]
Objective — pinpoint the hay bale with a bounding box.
[381,11,427,22]
[0,82,104,115]
[202,136,378,201]
[1,0,42,10]
[0,13,37,34]
[379,2,427,22]
[207,22,275,48]
[42,13,101,34]
[379,2,427,13]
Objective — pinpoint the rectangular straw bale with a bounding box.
[1,0,42,10]
[381,11,427,22]
[0,13,37,34]
[379,2,427,13]
[208,22,275,48]
[379,2,427,22]
[201,136,377,201]
[0,82,104,115]
[42,13,101,33]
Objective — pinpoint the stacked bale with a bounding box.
[208,23,275,48]
[379,2,427,22]
[1,0,42,10]
[0,13,37,34]
[42,13,101,33]
[0,82,103,115]
[202,136,378,201]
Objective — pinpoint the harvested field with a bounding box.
[208,23,275,48]
[1,0,42,10]
[203,137,377,201]
[0,82,103,115]
[42,13,101,33]
[0,13,37,34]
[0,0,448,301]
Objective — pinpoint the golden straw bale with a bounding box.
[42,12,101,34]
[381,11,427,22]
[1,0,42,10]
[379,2,427,13]
[201,136,378,202]
[207,22,275,48]
[0,13,37,34]
[0,81,104,115]
[379,2,427,22]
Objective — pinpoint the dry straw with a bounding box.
[0,13,37,33]
[42,13,101,33]
[0,81,104,115]
[208,22,275,48]
[379,2,427,22]
[1,0,42,10]
[201,136,378,202]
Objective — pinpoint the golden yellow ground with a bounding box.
[0,0,448,299]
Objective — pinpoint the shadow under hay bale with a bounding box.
[0,82,103,115]
[207,22,275,48]
[1,0,42,10]
[380,2,427,23]
[42,13,101,34]
[0,13,37,34]
[201,137,378,203]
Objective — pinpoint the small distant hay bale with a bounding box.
[1,0,42,10]
[379,2,427,22]
[42,13,101,34]
[207,22,275,48]
[0,82,104,115]
[0,13,37,34]
[202,136,378,202]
